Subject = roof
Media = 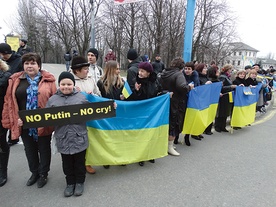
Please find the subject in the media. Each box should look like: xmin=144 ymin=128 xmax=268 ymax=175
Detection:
xmin=229 ymin=42 xmax=259 ymax=52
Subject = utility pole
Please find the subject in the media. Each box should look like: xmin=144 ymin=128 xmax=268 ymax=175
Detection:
xmin=90 ymin=0 xmax=95 ymax=48
xmin=183 ymin=0 xmax=196 ymax=63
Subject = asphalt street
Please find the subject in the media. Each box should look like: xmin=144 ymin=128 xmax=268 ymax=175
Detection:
xmin=1 ymin=64 xmax=276 ymax=207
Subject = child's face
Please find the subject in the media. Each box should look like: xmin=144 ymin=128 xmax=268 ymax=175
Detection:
xmin=59 ymin=79 xmax=74 ymax=95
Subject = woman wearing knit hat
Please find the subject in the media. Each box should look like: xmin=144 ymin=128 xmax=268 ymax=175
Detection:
xmin=46 ymin=71 xmax=89 ymax=197
xmin=127 ymin=61 xmax=158 ymax=101
xmin=126 ymin=61 xmax=159 ymax=166
xmin=70 ymin=56 xmax=101 ymax=174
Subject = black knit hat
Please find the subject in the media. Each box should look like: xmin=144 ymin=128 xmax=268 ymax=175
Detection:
xmin=58 ymin=71 xmax=75 ymax=85
xmin=71 ymin=56 xmax=90 ymax=70
xmin=0 ymin=43 xmax=12 ymax=54
xmin=127 ymin=48 xmax=138 ymax=60
xmin=87 ymin=48 xmax=99 ymax=60
xmin=20 ymin=39 xmax=27 ymax=44
xmin=138 ymin=62 xmax=153 ymax=73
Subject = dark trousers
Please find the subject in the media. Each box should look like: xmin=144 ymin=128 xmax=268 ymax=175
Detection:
xmin=61 ymin=150 xmax=86 ymax=185
xmin=215 ymin=117 xmax=227 ymax=130
xmin=205 ymin=122 xmax=213 ymax=133
xmin=21 ymin=129 xmax=51 ymax=176
xmin=0 ymin=129 xmax=9 ymax=153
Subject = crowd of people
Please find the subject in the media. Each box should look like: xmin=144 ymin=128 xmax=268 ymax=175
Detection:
xmin=0 ymin=43 xmax=274 ymax=198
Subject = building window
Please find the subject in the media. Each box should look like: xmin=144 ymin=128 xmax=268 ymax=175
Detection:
xmin=238 ymin=61 xmax=241 ymax=66
xmin=249 ymin=52 xmax=251 ymax=56
xmin=232 ymin=60 xmax=235 ymax=65
xmin=246 ymin=52 xmax=248 ymax=56
xmin=234 ymin=52 xmax=236 ymax=56
xmin=239 ymin=52 xmax=242 ymax=55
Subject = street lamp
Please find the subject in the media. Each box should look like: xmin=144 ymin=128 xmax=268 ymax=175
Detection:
xmin=90 ymin=0 xmax=95 ymax=48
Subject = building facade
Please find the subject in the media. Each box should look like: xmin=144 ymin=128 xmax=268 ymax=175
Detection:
xmin=226 ymin=42 xmax=259 ymax=70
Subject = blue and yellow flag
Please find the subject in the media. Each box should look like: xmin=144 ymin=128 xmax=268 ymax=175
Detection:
xmin=230 ymin=84 xmax=262 ymax=127
xmin=84 ymin=93 xmax=170 ymax=165
xmin=122 ymin=81 xmax=133 ymax=99
xmin=183 ymin=82 xmax=222 ymax=135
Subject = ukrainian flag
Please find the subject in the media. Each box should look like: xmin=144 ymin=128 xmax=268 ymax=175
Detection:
xmin=84 ymin=93 xmax=170 ymax=165
xmin=230 ymin=84 xmax=262 ymax=127
xmin=183 ymin=82 xmax=222 ymax=135
xmin=122 ymin=81 xmax=132 ymax=99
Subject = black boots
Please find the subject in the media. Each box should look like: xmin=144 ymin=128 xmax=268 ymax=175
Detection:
xmin=184 ymin=134 xmax=190 ymax=146
xmin=174 ymin=135 xmax=179 ymax=145
xmin=0 ymin=149 xmax=10 ymax=187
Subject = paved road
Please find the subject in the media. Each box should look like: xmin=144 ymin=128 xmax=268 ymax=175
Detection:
xmin=1 ymin=64 xmax=276 ymax=207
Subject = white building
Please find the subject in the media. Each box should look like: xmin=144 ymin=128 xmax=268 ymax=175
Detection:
xmin=227 ymin=42 xmax=259 ymax=70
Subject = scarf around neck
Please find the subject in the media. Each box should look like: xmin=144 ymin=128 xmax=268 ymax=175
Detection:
xmin=26 ymin=72 xmax=41 ymax=141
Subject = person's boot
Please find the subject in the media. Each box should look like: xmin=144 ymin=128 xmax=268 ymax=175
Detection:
xmin=0 ymin=149 xmax=10 ymax=187
xmin=174 ymin=135 xmax=179 ymax=145
xmin=168 ymin=141 xmax=180 ymax=156
xmin=184 ymin=134 xmax=191 ymax=146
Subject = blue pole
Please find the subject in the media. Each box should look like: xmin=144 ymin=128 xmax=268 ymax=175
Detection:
xmin=183 ymin=0 xmax=196 ymax=63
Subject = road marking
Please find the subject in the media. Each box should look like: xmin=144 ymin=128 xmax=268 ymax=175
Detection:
xmin=252 ymin=108 xmax=276 ymax=125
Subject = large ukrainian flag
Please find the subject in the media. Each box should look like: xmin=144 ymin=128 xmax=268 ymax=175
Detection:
xmin=230 ymin=84 xmax=262 ymax=127
xmin=183 ymin=82 xmax=222 ymax=135
xmin=84 ymin=93 xmax=170 ymax=165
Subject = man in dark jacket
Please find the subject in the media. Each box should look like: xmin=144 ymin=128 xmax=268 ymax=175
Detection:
xmin=126 ymin=48 xmax=142 ymax=91
xmin=152 ymin=54 xmax=165 ymax=74
xmin=0 ymin=43 xmax=23 ymax=145
xmin=17 ymin=39 xmax=32 ymax=56
xmin=0 ymin=43 xmax=23 ymax=74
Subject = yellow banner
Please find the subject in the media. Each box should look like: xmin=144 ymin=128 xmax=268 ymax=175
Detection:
xmin=6 ymin=36 xmax=20 ymax=51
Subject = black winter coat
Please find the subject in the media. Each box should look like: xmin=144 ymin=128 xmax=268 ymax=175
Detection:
xmin=217 ymin=73 xmax=234 ymax=118
xmin=127 ymin=72 xmax=158 ymax=101
xmin=198 ymin=73 xmax=209 ymax=85
xmin=160 ymin=68 xmax=190 ymax=134
xmin=152 ymin=60 xmax=165 ymax=74
xmin=233 ymin=77 xmax=246 ymax=86
xmin=97 ymin=78 xmax=124 ymax=100
xmin=127 ymin=57 xmax=142 ymax=91
xmin=0 ymin=70 xmax=11 ymax=134
xmin=6 ymin=52 xmax=23 ymax=74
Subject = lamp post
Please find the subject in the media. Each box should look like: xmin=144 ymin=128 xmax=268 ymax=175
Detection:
xmin=90 ymin=0 xmax=95 ymax=48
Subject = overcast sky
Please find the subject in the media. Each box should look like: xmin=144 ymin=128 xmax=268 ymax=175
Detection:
xmin=0 ymin=0 xmax=275 ymax=57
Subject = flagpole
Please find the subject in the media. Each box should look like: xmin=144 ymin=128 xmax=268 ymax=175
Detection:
xmin=183 ymin=0 xmax=196 ymax=62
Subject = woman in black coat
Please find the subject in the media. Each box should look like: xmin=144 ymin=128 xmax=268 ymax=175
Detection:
xmin=215 ymin=64 xmax=237 ymax=132
xmin=0 ymin=59 xmax=11 ymax=187
xmin=160 ymin=57 xmax=192 ymax=155
xmin=233 ymin=69 xmax=247 ymax=86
